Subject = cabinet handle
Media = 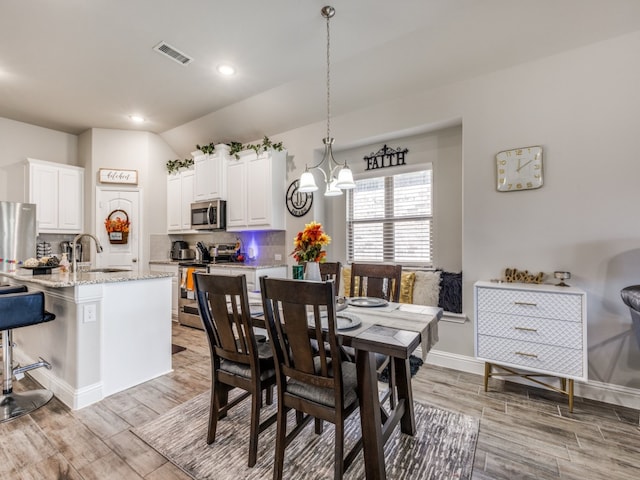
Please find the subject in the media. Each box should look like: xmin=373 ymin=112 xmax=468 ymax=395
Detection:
xmin=514 ymin=326 xmax=538 ymax=332
xmin=515 ymin=351 xmax=538 ymax=358
xmin=514 ymin=301 xmax=537 ymax=307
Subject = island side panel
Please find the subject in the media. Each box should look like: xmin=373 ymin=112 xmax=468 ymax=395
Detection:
xmin=100 ymin=276 xmax=172 ymax=397
xmin=12 ymin=283 xmax=104 ymax=409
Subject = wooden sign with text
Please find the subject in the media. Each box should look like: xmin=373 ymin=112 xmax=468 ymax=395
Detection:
xmin=99 ymin=169 xmax=138 ymax=185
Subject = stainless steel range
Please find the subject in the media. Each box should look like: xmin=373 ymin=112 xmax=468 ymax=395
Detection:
xmin=177 ymin=262 xmax=208 ymax=329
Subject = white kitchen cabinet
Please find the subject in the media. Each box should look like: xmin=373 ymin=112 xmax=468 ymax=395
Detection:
xmin=193 ymin=146 xmax=228 ymax=202
xmin=167 ymin=169 xmax=195 ymax=233
xmin=225 ymin=149 xmax=286 ymax=231
xmin=474 ymin=281 xmax=587 ymax=411
xmin=27 ymin=158 xmax=84 ymax=233
xmin=148 ymin=263 xmax=179 ymax=319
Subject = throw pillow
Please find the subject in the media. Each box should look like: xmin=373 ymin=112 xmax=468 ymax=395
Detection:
xmin=438 ymin=270 xmax=463 ymax=313
xmin=399 ymin=271 xmax=416 ymax=303
xmin=412 ymin=270 xmax=441 ymax=306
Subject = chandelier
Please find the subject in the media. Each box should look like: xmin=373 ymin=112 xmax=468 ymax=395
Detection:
xmin=298 ymin=5 xmax=355 ymax=197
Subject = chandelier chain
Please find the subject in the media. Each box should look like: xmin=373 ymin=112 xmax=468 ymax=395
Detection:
xmin=325 ymin=10 xmax=331 ymax=140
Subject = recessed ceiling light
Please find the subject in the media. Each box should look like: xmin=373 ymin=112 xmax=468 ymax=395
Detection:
xmin=217 ymin=64 xmax=236 ymax=76
xmin=129 ymin=115 xmax=145 ymax=123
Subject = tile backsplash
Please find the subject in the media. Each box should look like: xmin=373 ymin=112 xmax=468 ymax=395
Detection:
xmin=151 ymin=231 xmax=287 ymax=264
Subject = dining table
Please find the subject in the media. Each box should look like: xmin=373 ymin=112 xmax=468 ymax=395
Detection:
xmin=249 ymin=293 xmax=442 ymax=480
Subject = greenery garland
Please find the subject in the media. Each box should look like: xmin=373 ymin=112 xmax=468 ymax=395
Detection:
xmin=166 ymin=136 xmax=285 ymax=173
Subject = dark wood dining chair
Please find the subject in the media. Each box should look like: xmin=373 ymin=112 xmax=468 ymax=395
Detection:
xmin=260 ymin=276 xmax=361 ymax=480
xmin=319 ymin=261 xmax=342 ymax=293
xmin=194 ymin=273 xmax=277 ymax=467
xmin=349 ymin=262 xmax=402 ymax=302
xmin=348 ymin=263 xmax=403 ymax=407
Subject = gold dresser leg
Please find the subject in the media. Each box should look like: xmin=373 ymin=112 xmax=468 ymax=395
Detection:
xmin=568 ymin=379 xmax=574 ymax=413
xmin=484 ymin=362 xmax=491 ymax=392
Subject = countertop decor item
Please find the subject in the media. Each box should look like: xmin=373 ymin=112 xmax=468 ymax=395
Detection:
xmin=503 ymin=267 xmax=544 ymax=284
xmin=496 ymin=146 xmax=543 ymax=192
xmin=297 ymin=6 xmax=356 ymax=197
xmin=105 ymin=209 xmax=130 ymax=244
xmin=554 ymin=271 xmax=571 ymax=287
xmin=290 ymin=221 xmax=331 ymax=264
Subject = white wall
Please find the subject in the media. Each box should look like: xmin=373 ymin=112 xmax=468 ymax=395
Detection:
xmin=78 ymin=128 xmax=177 ymax=268
xmin=268 ymin=31 xmax=640 ymax=388
xmin=0 ymin=118 xmax=78 ymax=201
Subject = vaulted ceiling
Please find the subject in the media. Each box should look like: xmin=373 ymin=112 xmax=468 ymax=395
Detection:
xmin=2 ymin=1 xmax=639 ymax=146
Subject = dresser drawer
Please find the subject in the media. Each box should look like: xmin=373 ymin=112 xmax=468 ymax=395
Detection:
xmin=477 ymin=335 xmax=583 ymax=378
xmin=477 ymin=312 xmax=582 ymax=348
xmin=477 ymin=287 xmax=582 ymax=322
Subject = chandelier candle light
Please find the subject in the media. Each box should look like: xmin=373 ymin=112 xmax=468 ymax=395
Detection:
xmin=298 ymin=6 xmax=356 ymax=197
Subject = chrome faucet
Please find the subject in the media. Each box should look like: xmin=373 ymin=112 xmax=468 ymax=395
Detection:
xmin=71 ymin=233 xmax=103 ymax=273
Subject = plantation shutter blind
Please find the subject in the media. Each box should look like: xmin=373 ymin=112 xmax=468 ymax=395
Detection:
xmin=347 ymin=168 xmax=433 ymax=266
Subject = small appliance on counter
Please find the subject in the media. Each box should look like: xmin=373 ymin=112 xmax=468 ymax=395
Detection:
xmin=171 ymin=241 xmax=195 ymax=261
xmin=60 ymin=241 xmax=83 ymax=264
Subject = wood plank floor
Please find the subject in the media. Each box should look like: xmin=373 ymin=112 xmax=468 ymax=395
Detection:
xmin=1 ymin=323 xmax=639 ymax=479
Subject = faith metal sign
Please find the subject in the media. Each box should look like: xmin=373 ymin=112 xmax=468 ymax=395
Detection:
xmin=363 ymin=144 xmax=409 ymax=171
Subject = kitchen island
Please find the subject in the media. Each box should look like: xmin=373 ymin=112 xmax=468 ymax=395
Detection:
xmin=0 ymin=269 xmax=173 ymax=410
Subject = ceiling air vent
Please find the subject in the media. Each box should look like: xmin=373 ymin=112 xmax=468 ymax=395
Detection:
xmin=153 ymin=41 xmax=193 ymax=66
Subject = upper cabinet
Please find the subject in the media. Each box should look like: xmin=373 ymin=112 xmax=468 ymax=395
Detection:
xmin=167 ymin=168 xmax=195 ymax=232
xmin=193 ymin=145 xmax=229 ymax=202
xmin=225 ymin=149 xmax=287 ymax=232
xmin=26 ymin=158 xmax=84 ymax=233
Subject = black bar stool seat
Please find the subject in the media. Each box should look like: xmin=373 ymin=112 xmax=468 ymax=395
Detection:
xmin=0 ymin=285 xmax=56 ymax=422
xmin=621 ymin=285 xmax=640 ymax=348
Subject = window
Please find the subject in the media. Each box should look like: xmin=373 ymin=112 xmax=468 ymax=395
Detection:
xmin=346 ymin=167 xmax=433 ymax=266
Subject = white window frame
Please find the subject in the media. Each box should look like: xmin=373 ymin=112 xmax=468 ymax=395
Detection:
xmin=346 ymin=164 xmax=434 ymax=267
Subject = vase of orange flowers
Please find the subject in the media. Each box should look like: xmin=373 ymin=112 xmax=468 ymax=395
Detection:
xmin=291 ymin=221 xmax=331 ymax=281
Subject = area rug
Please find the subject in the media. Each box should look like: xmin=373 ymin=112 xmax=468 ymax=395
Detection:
xmin=378 ymin=354 xmax=423 ymax=383
xmin=133 ymin=391 xmax=478 ymax=480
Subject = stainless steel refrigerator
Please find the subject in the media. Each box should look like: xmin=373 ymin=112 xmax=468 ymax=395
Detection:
xmin=0 ymin=201 xmax=37 ymax=273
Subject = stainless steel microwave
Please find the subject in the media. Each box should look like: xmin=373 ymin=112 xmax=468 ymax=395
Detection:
xmin=190 ymin=200 xmax=226 ymax=230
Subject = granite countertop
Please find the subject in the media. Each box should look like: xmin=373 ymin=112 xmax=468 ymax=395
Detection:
xmin=148 ymin=260 xmax=287 ymax=270
xmin=0 ymin=269 xmax=174 ymax=288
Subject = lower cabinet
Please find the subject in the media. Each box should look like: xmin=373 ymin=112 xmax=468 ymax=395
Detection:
xmin=148 ymin=263 xmax=179 ymax=319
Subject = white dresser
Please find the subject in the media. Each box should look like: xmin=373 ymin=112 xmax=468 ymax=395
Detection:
xmin=474 ymin=281 xmax=587 ymax=411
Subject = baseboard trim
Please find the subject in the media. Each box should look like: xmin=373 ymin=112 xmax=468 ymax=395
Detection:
xmin=14 ymin=350 xmax=103 ymax=410
xmin=423 ymin=349 xmax=640 ymax=411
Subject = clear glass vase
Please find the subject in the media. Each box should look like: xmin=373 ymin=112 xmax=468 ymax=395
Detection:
xmin=304 ymin=261 xmax=322 ymax=281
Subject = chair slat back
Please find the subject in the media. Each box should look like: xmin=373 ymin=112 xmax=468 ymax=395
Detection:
xmin=350 ymin=263 xmax=402 ymax=302
xmin=260 ymin=277 xmax=340 ymax=393
xmin=319 ymin=261 xmax=342 ymax=293
xmin=194 ymin=273 xmax=258 ymax=366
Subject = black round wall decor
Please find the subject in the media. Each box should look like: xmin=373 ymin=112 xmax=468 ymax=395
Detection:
xmin=286 ymin=179 xmax=313 ymax=217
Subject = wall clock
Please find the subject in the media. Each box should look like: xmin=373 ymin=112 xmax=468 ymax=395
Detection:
xmin=286 ymin=179 xmax=313 ymax=217
xmin=496 ymin=146 xmax=543 ymax=192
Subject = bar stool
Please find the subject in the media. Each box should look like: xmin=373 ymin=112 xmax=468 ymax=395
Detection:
xmin=0 ymin=285 xmax=56 ymax=422
xmin=621 ymin=285 xmax=640 ymax=348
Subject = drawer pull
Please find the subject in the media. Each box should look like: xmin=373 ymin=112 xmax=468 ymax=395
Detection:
xmin=515 ymin=351 xmax=538 ymax=358
xmin=514 ymin=301 xmax=537 ymax=307
xmin=514 ymin=326 xmax=538 ymax=332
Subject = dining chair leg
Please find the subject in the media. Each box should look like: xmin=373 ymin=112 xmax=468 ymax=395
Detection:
xmin=266 ymin=384 xmax=274 ymax=405
xmin=248 ymin=387 xmax=261 ymax=467
xmin=314 ymin=417 xmax=324 ymax=434
xmin=273 ymin=403 xmax=288 ymax=480
xmin=208 ymin=386 xmax=223 ymax=444
xmin=334 ymin=420 xmax=345 ymax=480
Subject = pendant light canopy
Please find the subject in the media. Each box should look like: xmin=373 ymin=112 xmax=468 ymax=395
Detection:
xmin=297 ymin=6 xmax=355 ymax=196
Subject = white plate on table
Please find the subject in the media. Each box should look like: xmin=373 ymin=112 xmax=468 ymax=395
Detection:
xmin=348 ymin=297 xmax=389 ymax=308
xmin=308 ymin=312 xmax=362 ymax=331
